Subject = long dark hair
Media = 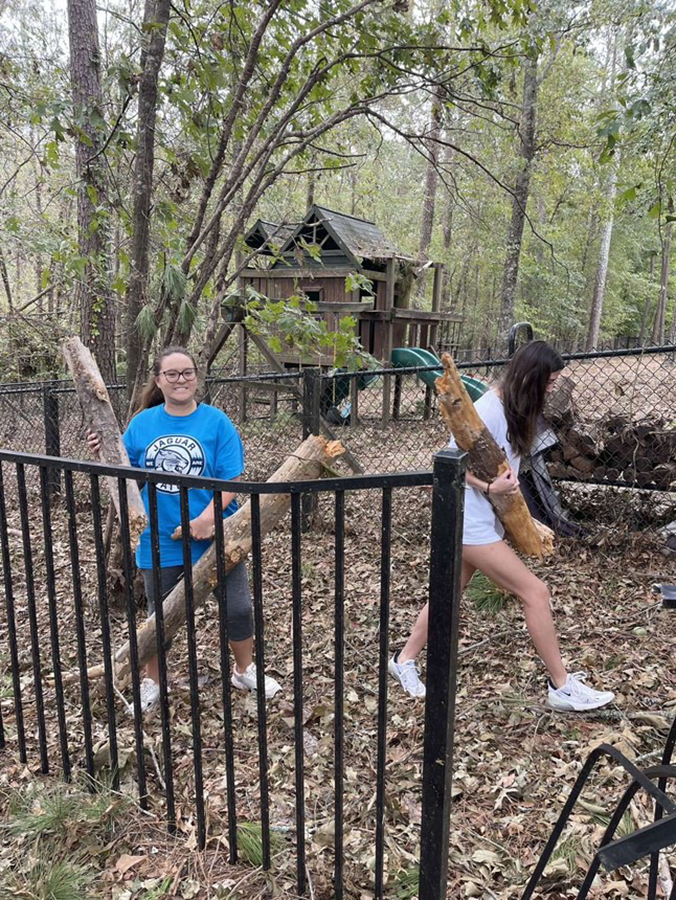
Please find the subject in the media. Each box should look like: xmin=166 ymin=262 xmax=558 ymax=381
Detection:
xmin=136 ymin=345 xmax=198 ymax=412
xmin=500 ymin=341 xmax=564 ymax=456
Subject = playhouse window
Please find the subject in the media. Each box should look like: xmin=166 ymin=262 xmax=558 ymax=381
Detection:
xmin=302 ymin=287 xmax=324 ymax=303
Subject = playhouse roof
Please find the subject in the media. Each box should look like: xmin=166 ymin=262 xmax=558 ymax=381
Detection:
xmin=243 ymin=205 xmax=401 ymax=269
xmin=300 ymin=205 xmax=401 ymax=262
xmin=243 ymin=219 xmax=299 ymax=254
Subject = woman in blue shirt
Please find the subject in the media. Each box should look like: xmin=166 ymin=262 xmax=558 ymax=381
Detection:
xmin=90 ymin=346 xmax=280 ymax=712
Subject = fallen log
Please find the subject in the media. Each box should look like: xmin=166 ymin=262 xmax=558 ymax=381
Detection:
xmin=435 ymin=353 xmax=554 ymax=558
xmin=62 ymin=434 xmax=344 ymax=684
xmin=62 ymin=337 xmax=147 ymax=542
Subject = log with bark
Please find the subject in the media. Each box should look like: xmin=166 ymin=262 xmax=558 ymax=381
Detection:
xmin=60 ymin=433 xmax=344 ymax=684
xmin=62 ymin=337 xmax=147 ymax=541
xmin=435 ymin=353 xmax=554 ymax=557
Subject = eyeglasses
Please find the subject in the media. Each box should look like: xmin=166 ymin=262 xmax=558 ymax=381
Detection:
xmin=160 ymin=368 xmax=197 ymax=382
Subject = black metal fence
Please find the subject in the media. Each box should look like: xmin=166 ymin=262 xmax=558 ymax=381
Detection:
xmin=0 ymin=446 xmax=465 ymax=899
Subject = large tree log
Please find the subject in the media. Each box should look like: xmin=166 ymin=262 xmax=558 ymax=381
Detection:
xmin=435 ymin=353 xmax=553 ymax=558
xmin=63 ymin=434 xmax=344 ymax=684
xmin=62 ymin=337 xmax=147 ymax=541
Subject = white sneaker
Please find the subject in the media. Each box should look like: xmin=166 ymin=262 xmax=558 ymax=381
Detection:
xmin=388 ymin=653 xmax=426 ymax=698
xmin=231 ymin=663 xmax=282 ymax=700
xmin=127 ymin=677 xmax=161 ymax=717
xmin=547 ymin=672 xmax=615 ymax=712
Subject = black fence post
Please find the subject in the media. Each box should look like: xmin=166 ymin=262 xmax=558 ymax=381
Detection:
xmin=418 ymin=448 xmax=466 ymax=900
xmin=301 ymin=368 xmax=321 ymax=531
xmin=302 ymin=367 xmax=322 ymax=439
xmin=43 ymin=384 xmax=61 ymax=497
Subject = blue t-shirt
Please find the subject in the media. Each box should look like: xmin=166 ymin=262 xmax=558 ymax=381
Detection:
xmin=123 ymin=403 xmax=244 ymax=569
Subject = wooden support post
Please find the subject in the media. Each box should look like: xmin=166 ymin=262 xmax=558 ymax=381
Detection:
xmin=302 ymin=369 xmax=322 ymax=530
xmin=382 ymin=258 xmax=396 ymax=424
xmin=270 ymin=376 xmax=278 ymax=419
xmin=350 ymin=375 xmax=360 ymax=426
xmin=431 ymin=263 xmax=443 ymax=312
xmin=393 ymin=374 xmax=403 ymax=421
xmin=423 ymin=384 xmax=434 ymax=421
xmin=239 ymin=324 xmax=248 ymax=423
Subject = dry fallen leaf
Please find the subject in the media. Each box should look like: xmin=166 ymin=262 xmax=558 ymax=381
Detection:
xmin=115 ymin=853 xmax=146 ymax=876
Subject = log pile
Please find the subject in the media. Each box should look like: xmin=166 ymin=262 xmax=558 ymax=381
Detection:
xmin=544 ymin=375 xmax=676 ymax=490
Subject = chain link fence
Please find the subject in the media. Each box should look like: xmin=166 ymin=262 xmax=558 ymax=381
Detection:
xmin=2 ymin=346 xmax=676 ymax=543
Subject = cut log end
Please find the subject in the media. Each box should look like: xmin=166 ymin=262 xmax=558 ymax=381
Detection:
xmin=324 ymin=440 xmax=345 ymax=459
xmin=533 ymin=520 xmax=555 ymax=556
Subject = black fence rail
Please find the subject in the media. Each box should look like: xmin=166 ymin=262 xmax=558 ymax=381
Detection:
xmin=0 ymin=447 xmax=466 ymax=899
xmin=522 ymin=715 xmax=676 ymax=899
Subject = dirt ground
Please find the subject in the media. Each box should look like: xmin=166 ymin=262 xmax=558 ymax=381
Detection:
xmin=0 ymin=462 xmax=675 ymax=899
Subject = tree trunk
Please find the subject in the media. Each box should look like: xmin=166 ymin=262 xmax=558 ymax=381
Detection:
xmin=125 ymin=0 xmax=172 ymax=401
xmin=435 ymin=353 xmax=553 ymax=557
xmin=417 ymin=88 xmax=442 ymax=302
xmin=662 ymin=203 xmax=674 ymax=343
xmin=585 ymin=161 xmax=618 ymax=351
xmin=638 ymin=251 xmax=657 ymax=345
xmin=62 ymin=337 xmax=147 ymax=541
xmin=440 ymin=143 xmax=454 ymax=310
xmin=497 ymin=54 xmax=539 ymax=348
xmin=64 ymin=434 xmax=344 ymax=683
xmin=66 ymin=0 xmax=116 ymax=383
xmin=585 ymin=28 xmax=619 ymax=352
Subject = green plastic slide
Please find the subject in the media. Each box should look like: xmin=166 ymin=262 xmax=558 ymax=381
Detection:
xmin=391 ymin=347 xmax=488 ymax=402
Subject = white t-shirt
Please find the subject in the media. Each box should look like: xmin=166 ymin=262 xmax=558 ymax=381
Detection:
xmin=448 ymin=390 xmax=521 ymax=545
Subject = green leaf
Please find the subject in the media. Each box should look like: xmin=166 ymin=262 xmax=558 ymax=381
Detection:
xmin=163 ymin=263 xmax=187 ymax=301
xmin=135 ymin=305 xmax=157 ymax=341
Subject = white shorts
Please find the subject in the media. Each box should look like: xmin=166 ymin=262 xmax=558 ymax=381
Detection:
xmin=461 ymin=486 xmax=506 ymax=546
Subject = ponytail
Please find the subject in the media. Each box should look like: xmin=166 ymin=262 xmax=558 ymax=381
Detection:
xmin=135 ymin=345 xmax=198 ymax=414
xmin=136 ymin=380 xmax=164 ymax=412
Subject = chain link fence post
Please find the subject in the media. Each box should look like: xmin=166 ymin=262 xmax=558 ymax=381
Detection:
xmin=418 ymin=447 xmax=466 ymax=900
xmin=43 ymin=383 xmax=61 ymax=498
xmin=301 ymin=368 xmax=321 ymax=530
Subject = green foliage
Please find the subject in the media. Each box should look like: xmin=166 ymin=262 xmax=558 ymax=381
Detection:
xmin=0 ymin=781 xmax=130 ymax=900
xmin=467 ymin=572 xmax=510 ymax=615
xmin=243 ymin=289 xmax=377 ymax=370
xmin=236 ymin=822 xmax=287 ymax=868
xmin=0 ymin=858 xmax=95 ymax=900
xmin=392 ymin=865 xmax=420 ymax=899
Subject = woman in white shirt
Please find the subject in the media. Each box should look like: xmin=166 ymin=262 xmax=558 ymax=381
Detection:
xmin=389 ymin=341 xmax=615 ymax=712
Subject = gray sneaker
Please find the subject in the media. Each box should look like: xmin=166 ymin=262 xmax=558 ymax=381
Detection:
xmin=388 ymin=653 xmax=426 ymax=698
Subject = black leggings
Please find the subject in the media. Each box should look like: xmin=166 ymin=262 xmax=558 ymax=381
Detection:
xmin=141 ymin=562 xmax=254 ymax=643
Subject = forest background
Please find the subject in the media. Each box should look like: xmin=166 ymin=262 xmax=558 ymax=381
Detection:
xmin=0 ymin=0 xmax=673 ymax=390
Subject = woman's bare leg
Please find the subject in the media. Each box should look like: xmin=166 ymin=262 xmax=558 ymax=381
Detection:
xmin=463 ymin=541 xmax=567 ymax=687
xmin=146 ymin=656 xmax=160 ymax=684
xmin=231 ymin=637 xmax=254 ymax=674
xmin=398 ymin=560 xmax=477 ymax=663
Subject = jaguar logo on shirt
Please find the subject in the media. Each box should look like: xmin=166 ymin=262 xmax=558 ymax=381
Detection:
xmin=144 ymin=435 xmax=206 ymax=493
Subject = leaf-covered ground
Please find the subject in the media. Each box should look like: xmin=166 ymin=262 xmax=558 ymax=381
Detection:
xmin=0 ymin=471 xmax=675 ymax=899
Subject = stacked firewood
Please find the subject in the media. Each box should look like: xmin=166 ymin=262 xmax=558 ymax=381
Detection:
xmin=544 ymin=375 xmax=676 ymax=490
